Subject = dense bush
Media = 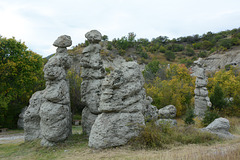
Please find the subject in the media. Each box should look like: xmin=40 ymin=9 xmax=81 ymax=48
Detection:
xmin=129 ymin=121 xmax=219 ymax=149
xmin=202 ymin=109 xmax=220 ymax=127
xmin=184 ymin=107 xmax=196 ymax=125
xmin=164 ymin=50 xmax=175 ymax=61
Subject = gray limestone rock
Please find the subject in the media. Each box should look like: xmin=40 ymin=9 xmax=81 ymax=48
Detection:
xmin=80 ymin=30 xmax=106 ymax=135
xmin=17 ymin=106 xmax=27 ymax=129
xmin=155 ymin=119 xmax=177 ymax=126
xmin=85 ymin=30 xmax=102 ymax=43
xmin=195 ymin=77 xmax=208 ymax=87
xmin=89 ymin=61 xmax=146 ymax=149
xmin=24 ymin=35 xmax=72 ymax=146
xmin=201 ymin=118 xmax=234 ymax=139
xmin=53 ymin=35 xmax=72 ymax=48
xmin=144 ymin=96 xmax=158 ymax=122
xmin=81 ymin=107 xmax=98 ymax=136
xmin=194 ymin=87 xmax=209 ymax=97
xmin=40 ymin=102 xmax=71 ymax=146
xmin=192 ymin=58 xmax=211 ymax=117
xmin=89 ymin=112 xmax=145 ymax=149
xmin=39 ymin=36 xmax=72 ymax=146
xmin=158 ymin=105 xmax=177 ymax=119
xmin=194 ymin=96 xmax=211 ymax=117
xmin=43 ymin=79 xmax=70 ymax=104
xmin=24 ymin=91 xmax=45 ymax=141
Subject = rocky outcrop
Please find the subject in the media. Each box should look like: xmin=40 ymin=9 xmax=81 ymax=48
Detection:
xmin=24 ymin=35 xmax=72 ymax=146
xmin=201 ymin=118 xmax=234 ymax=139
xmin=202 ymin=49 xmax=240 ymax=72
xmin=158 ymin=105 xmax=177 ymax=119
xmin=192 ymin=58 xmax=211 ymax=117
xmin=80 ymin=30 xmax=106 ymax=135
xmin=144 ymin=96 xmax=158 ymax=122
xmin=89 ymin=61 xmax=146 ymax=149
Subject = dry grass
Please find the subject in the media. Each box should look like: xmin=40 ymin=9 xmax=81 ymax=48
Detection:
xmin=60 ymin=139 xmax=240 ymax=160
xmin=228 ymin=116 xmax=240 ymax=135
xmin=0 ymin=117 xmax=240 ymax=160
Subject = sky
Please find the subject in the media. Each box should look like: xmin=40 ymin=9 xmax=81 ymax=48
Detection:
xmin=0 ymin=0 xmax=240 ymax=57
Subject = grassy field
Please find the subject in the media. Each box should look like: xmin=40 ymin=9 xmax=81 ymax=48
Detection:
xmin=0 ymin=119 xmax=240 ymax=160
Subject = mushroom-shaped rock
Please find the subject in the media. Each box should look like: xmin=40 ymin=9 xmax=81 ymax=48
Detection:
xmin=53 ymin=35 xmax=72 ymax=48
xmin=85 ymin=30 xmax=102 ymax=43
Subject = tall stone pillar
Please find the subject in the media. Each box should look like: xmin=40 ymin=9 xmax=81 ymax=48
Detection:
xmin=192 ymin=58 xmax=212 ymax=117
xmin=80 ymin=30 xmax=106 ymax=135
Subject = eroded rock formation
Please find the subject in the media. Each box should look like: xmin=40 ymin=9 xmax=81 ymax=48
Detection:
xmin=192 ymin=58 xmax=211 ymax=117
xmin=40 ymin=35 xmax=72 ymax=146
xmin=24 ymin=35 xmax=72 ymax=146
xmin=80 ymin=30 xmax=106 ymax=135
xmin=88 ymin=61 xmax=146 ymax=149
xmin=201 ymin=117 xmax=234 ymax=139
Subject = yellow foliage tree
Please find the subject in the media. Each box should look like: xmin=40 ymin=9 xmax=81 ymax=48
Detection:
xmin=207 ymin=67 xmax=240 ymax=116
xmin=145 ymin=64 xmax=195 ymax=116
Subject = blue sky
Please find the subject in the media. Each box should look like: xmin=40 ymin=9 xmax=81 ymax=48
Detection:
xmin=1 ymin=0 xmax=240 ymax=57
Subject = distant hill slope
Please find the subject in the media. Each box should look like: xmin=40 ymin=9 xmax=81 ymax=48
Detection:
xmin=202 ymin=46 xmax=240 ymax=72
xmin=68 ymin=27 xmax=240 ymax=71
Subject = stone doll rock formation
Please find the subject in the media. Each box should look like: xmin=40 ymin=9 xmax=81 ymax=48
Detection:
xmin=192 ymin=58 xmax=212 ymax=117
xmin=80 ymin=30 xmax=106 ymax=136
xmin=40 ymin=35 xmax=72 ymax=146
xmin=24 ymin=35 xmax=72 ymax=146
xmin=88 ymin=61 xmax=146 ymax=149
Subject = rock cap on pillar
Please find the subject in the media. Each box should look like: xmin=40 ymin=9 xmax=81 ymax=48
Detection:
xmin=53 ymin=35 xmax=72 ymax=48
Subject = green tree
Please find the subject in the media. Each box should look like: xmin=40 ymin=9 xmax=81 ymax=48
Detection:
xmin=102 ymin=35 xmax=108 ymax=41
xmin=0 ymin=36 xmax=45 ymax=128
xmin=67 ymin=68 xmax=84 ymax=116
xmin=143 ymin=60 xmax=160 ymax=81
xmin=210 ymin=83 xmax=226 ymax=110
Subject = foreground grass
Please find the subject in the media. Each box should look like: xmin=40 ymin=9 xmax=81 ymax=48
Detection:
xmin=1 ymin=137 xmax=239 ymax=160
xmin=0 ymin=118 xmax=239 ymax=160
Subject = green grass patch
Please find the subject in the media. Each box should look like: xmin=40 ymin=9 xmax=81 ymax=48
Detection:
xmin=0 ymin=127 xmax=88 ymax=160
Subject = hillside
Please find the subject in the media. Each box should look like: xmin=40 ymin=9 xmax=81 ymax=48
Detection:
xmin=68 ymin=27 xmax=240 ymax=70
